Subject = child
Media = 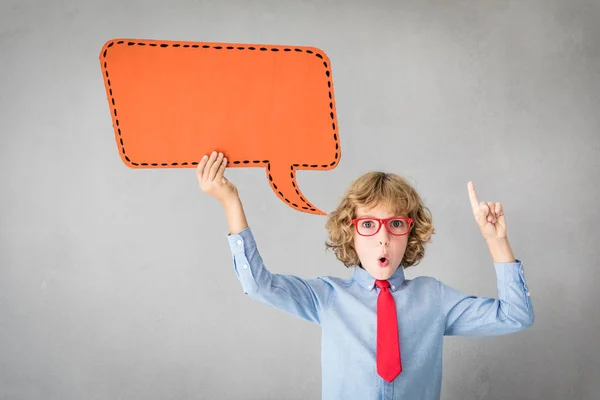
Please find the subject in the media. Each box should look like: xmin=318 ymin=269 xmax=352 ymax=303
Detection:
xmin=197 ymin=151 xmax=534 ymax=400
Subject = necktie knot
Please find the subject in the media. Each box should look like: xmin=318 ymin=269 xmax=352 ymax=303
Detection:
xmin=375 ymin=280 xmax=390 ymax=289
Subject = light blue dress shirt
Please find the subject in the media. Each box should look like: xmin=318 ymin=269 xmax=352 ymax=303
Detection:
xmin=227 ymin=226 xmax=534 ymax=400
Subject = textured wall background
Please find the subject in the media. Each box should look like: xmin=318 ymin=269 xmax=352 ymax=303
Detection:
xmin=1 ymin=0 xmax=598 ymax=399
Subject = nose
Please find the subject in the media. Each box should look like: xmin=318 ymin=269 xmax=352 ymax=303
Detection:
xmin=377 ymin=224 xmax=391 ymax=245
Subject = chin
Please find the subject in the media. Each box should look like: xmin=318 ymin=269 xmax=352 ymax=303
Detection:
xmin=369 ymin=265 xmax=397 ymax=279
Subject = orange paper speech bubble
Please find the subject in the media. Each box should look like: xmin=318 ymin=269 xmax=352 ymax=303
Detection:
xmin=99 ymin=38 xmax=341 ymax=215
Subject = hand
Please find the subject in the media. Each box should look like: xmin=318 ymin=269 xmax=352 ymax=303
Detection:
xmin=467 ymin=181 xmax=507 ymax=240
xmin=196 ymin=151 xmax=238 ymax=204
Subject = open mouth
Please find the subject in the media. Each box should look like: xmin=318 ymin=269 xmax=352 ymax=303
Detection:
xmin=377 ymin=257 xmax=389 ymax=268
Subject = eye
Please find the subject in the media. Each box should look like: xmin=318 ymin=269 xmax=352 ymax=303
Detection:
xmin=390 ymin=219 xmax=404 ymax=227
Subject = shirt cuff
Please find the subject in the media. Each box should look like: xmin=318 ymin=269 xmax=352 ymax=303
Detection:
xmin=494 ymin=259 xmax=525 ymax=283
xmin=226 ymin=226 xmax=256 ymax=255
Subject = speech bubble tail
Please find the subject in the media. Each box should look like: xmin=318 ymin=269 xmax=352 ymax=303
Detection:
xmin=266 ymin=163 xmax=327 ymax=216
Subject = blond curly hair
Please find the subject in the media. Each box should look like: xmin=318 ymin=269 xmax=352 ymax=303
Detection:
xmin=325 ymin=171 xmax=435 ymax=269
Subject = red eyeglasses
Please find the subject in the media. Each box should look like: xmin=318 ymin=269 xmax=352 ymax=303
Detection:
xmin=351 ymin=217 xmax=413 ymax=236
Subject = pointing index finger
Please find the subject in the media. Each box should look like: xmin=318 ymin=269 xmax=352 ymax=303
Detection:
xmin=467 ymin=181 xmax=479 ymax=210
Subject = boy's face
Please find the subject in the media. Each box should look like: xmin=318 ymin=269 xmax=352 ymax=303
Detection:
xmin=353 ymin=204 xmax=409 ymax=280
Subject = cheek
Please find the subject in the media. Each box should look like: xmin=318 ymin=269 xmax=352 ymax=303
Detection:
xmin=398 ymin=238 xmax=408 ymax=254
xmin=392 ymin=237 xmax=408 ymax=254
xmin=395 ymin=235 xmax=408 ymax=246
xmin=353 ymin=236 xmax=369 ymax=256
xmin=353 ymin=236 xmax=362 ymax=254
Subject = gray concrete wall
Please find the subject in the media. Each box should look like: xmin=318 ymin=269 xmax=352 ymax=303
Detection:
xmin=1 ymin=0 xmax=598 ymax=398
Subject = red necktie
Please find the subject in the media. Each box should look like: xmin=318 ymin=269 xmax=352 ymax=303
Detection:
xmin=375 ymin=279 xmax=402 ymax=382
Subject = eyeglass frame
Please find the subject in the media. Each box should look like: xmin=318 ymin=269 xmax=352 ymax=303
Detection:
xmin=350 ymin=216 xmax=414 ymax=237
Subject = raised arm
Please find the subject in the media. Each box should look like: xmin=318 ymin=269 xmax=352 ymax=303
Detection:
xmin=440 ymin=182 xmax=535 ymax=335
xmin=197 ymin=151 xmax=333 ymax=324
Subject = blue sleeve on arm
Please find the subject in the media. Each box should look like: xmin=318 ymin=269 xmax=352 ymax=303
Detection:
xmin=439 ymin=259 xmax=535 ymax=336
xmin=226 ymin=226 xmax=334 ymax=325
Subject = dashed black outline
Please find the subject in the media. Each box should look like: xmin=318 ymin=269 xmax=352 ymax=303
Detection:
xmin=101 ymin=39 xmax=340 ymax=213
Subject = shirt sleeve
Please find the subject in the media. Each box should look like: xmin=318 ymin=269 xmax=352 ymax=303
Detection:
xmin=226 ymin=226 xmax=334 ymax=325
xmin=438 ymin=259 xmax=534 ymax=336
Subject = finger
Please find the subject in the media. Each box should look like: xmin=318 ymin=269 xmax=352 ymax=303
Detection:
xmin=487 ymin=201 xmax=495 ymax=222
xmin=203 ymin=151 xmax=217 ymax=182
xmin=208 ymin=152 xmax=223 ymax=181
xmin=468 ymin=181 xmax=479 ymax=211
xmin=196 ymin=155 xmax=208 ymax=180
xmin=496 ymin=202 xmax=505 ymax=224
xmin=479 ymin=201 xmax=489 ymax=218
xmin=216 ymin=155 xmax=228 ymax=180
xmin=474 ymin=201 xmax=488 ymax=226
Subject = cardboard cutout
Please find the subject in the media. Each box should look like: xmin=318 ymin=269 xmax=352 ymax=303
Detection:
xmin=99 ymin=38 xmax=340 ymax=215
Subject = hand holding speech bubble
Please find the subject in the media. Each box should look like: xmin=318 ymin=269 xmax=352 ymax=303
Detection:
xmin=99 ymin=38 xmax=341 ymax=215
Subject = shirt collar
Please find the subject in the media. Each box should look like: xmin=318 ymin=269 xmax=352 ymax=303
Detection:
xmin=352 ymin=263 xmax=406 ymax=292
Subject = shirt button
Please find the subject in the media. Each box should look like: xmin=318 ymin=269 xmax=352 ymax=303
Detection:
xmin=237 ymin=240 xmax=242 ymax=246
xmin=368 ymin=284 xmax=373 ymax=289
xmin=526 ymin=291 xmax=531 ymax=296
xmin=391 ymin=285 xmax=396 ymax=290
xmin=243 ymin=264 xmax=248 ymax=269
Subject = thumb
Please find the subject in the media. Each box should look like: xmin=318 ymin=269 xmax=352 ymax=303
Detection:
xmin=474 ymin=203 xmax=488 ymax=226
